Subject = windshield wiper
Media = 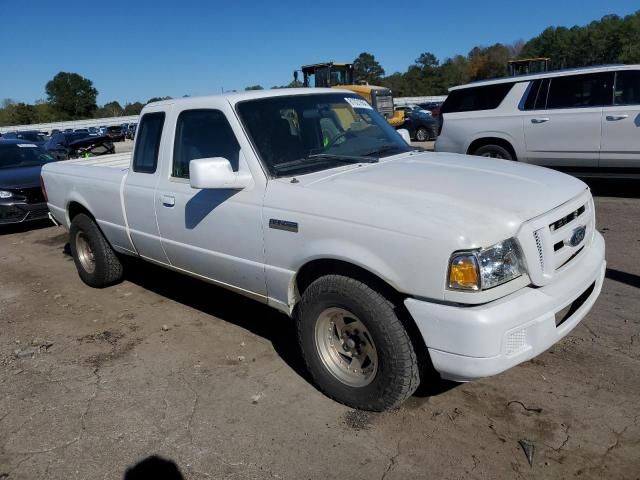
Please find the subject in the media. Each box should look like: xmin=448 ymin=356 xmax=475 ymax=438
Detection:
xmin=307 ymin=153 xmax=378 ymax=163
xmin=361 ymin=144 xmax=407 ymax=158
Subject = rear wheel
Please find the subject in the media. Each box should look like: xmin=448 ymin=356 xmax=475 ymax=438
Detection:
xmin=297 ymin=275 xmax=420 ymax=411
xmin=69 ymin=213 xmax=123 ymax=288
xmin=472 ymin=144 xmax=513 ymax=160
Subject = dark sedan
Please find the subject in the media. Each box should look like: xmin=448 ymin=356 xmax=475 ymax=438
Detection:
xmin=1 ymin=130 xmax=49 ymax=146
xmin=0 ymin=139 xmax=57 ymax=225
xmin=44 ymin=132 xmax=115 ymax=160
xmin=105 ymin=125 xmax=125 ymax=142
xmin=400 ymin=110 xmax=439 ymax=141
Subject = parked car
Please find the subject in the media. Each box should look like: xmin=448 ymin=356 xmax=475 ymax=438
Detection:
xmin=42 ymin=89 xmax=605 ymax=411
xmin=125 ymin=123 xmax=137 ymax=140
xmin=44 ymin=132 xmax=115 ymax=160
xmin=400 ymin=110 xmax=439 ymax=141
xmin=105 ymin=125 xmax=125 ymax=142
xmin=0 ymin=139 xmax=56 ymax=225
xmin=1 ymin=130 xmax=48 ymax=146
xmin=435 ymin=65 xmax=640 ymax=175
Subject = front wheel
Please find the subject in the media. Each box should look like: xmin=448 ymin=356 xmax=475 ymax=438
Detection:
xmin=69 ymin=213 xmax=123 ymax=288
xmin=415 ymin=127 xmax=429 ymax=142
xmin=297 ymin=275 xmax=420 ymax=411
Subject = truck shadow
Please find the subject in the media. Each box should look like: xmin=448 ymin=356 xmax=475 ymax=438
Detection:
xmin=0 ymin=219 xmax=55 ymax=236
xmin=120 ymin=256 xmax=313 ymax=384
xmin=120 ymin=256 xmax=457 ymax=401
xmin=582 ymin=178 xmax=640 ymax=198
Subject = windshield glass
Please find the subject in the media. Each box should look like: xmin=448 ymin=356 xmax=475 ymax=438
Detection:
xmin=0 ymin=144 xmax=56 ymax=169
xmin=237 ymin=93 xmax=411 ymax=177
xmin=17 ymin=132 xmax=46 ymax=142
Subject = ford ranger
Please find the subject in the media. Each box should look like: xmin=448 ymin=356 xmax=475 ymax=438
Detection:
xmin=41 ymin=89 xmax=606 ymax=411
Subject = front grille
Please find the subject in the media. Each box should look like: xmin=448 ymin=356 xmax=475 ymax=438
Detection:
xmin=27 ymin=207 xmax=50 ymax=220
xmin=520 ymin=194 xmax=595 ymax=286
xmin=550 ymin=205 xmax=586 ymax=232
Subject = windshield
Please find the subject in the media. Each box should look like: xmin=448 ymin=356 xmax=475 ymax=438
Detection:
xmin=237 ymin=93 xmax=411 ymax=177
xmin=0 ymin=144 xmax=56 ymax=169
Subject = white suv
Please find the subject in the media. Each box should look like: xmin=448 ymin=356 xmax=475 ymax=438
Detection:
xmin=435 ymin=65 xmax=640 ymax=176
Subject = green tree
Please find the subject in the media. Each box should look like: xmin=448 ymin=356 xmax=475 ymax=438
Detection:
xmin=45 ymin=72 xmax=98 ymax=120
xmin=245 ymin=85 xmax=264 ymax=90
xmin=353 ymin=52 xmax=385 ymax=84
xmin=123 ymin=102 xmax=144 ymax=115
xmin=147 ymin=96 xmax=172 ymax=104
xmin=103 ymin=101 xmax=124 ymax=117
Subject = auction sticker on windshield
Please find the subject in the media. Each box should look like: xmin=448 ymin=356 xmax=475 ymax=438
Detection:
xmin=17 ymin=144 xmax=38 ymax=148
xmin=345 ymin=97 xmax=373 ymax=110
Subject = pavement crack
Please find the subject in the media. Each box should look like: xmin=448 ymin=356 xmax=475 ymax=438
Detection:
xmin=507 ymin=400 xmax=543 ymax=414
xmin=381 ymin=439 xmax=401 ymax=480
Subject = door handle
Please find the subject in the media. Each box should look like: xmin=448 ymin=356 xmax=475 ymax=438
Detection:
xmin=606 ymin=114 xmax=629 ymax=121
xmin=531 ymin=118 xmax=550 ymax=124
xmin=161 ymin=195 xmax=175 ymax=207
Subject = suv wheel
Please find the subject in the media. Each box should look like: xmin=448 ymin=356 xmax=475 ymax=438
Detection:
xmin=297 ymin=275 xmax=420 ymax=411
xmin=472 ymin=144 xmax=513 ymax=160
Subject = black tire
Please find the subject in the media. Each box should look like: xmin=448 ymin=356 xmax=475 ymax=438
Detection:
xmin=297 ymin=275 xmax=420 ymax=411
xmin=69 ymin=213 xmax=123 ymax=288
xmin=415 ymin=127 xmax=429 ymax=142
xmin=472 ymin=144 xmax=514 ymax=160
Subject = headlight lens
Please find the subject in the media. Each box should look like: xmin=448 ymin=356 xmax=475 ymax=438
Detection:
xmin=448 ymin=238 xmax=525 ymax=291
xmin=0 ymin=190 xmax=13 ymax=199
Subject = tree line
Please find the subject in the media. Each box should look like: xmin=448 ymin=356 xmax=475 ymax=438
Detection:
xmin=3 ymin=10 xmax=639 ymax=127
xmin=361 ymin=11 xmax=640 ymax=96
xmin=0 ymin=72 xmax=163 ymax=127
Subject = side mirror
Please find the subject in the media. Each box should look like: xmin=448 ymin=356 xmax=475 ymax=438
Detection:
xmin=189 ymin=157 xmax=252 ymax=190
xmin=397 ymin=129 xmax=411 ymax=145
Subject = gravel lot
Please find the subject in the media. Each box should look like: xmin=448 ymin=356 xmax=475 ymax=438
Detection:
xmin=0 ymin=168 xmax=638 ymax=478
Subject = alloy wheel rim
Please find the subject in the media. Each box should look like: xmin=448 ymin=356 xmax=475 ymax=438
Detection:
xmin=314 ymin=307 xmax=378 ymax=387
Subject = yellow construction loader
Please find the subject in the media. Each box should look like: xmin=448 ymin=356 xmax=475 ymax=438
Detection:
xmin=296 ymin=62 xmax=405 ymax=127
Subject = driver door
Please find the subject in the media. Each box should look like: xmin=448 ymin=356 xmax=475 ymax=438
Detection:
xmin=154 ymin=103 xmax=267 ymax=297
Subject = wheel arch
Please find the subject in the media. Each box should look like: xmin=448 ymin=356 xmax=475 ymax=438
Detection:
xmin=291 ymin=257 xmax=434 ymax=383
xmin=466 ymin=136 xmax=518 ymax=160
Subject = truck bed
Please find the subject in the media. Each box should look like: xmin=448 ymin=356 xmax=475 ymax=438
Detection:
xmin=43 ymin=152 xmax=135 ymax=254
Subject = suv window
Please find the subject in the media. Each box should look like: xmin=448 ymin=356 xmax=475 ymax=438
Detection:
xmin=522 ymin=79 xmax=550 ymax=110
xmin=441 ymin=83 xmax=515 ymax=114
xmin=614 ymin=70 xmax=640 ymax=106
xmin=547 ymin=72 xmax=613 ymax=109
xmin=132 ymin=112 xmax=165 ymax=174
xmin=172 ymin=109 xmax=240 ymax=178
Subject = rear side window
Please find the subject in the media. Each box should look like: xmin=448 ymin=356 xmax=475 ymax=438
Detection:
xmin=172 ymin=109 xmax=240 ymax=179
xmin=614 ymin=70 xmax=640 ymax=106
xmin=132 ymin=112 xmax=165 ymax=174
xmin=547 ymin=72 xmax=613 ymax=109
xmin=522 ymin=79 xmax=550 ymax=110
xmin=442 ymin=83 xmax=515 ymax=114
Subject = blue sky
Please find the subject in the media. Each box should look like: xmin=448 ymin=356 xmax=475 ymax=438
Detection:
xmin=0 ymin=0 xmax=637 ymax=105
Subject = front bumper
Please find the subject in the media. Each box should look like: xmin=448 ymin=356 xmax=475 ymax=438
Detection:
xmin=0 ymin=201 xmax=50 ymax=225
xmin=405 ymin=232 xmax=606 ymax=381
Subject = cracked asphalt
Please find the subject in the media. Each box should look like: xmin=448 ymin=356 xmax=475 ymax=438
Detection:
xmin=0 ymin=178 xmax=639 ymax=479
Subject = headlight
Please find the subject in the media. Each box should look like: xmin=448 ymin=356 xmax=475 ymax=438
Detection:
xmin=448 ymin=238 xmax=525 ymax=291
xmin=0 ymin=190 xmax=13 ymax=199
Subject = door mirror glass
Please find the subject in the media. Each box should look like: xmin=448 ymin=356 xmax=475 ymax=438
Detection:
xmin=189 ymin=157 xmax=251 ymax=190
xmin=397 ymin=128 xmax=411 ymax=144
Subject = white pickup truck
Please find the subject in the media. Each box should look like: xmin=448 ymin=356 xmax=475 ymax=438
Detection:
xmin=42 ymin=89 xmax=606 ymax=411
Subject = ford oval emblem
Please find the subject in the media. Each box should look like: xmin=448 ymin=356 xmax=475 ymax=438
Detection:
xmin=568 ymin=225 xmax=586 ymax=247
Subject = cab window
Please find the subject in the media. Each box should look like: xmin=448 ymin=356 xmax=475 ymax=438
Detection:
xmin=614 ymin=71 xmax=640 ymax=106
xmin=172 ymin=109 xmax=240 ymax=179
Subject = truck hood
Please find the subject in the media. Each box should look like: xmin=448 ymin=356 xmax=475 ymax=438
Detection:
xmin=292 ymin=151 xmax=588 ymax=248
